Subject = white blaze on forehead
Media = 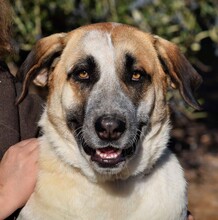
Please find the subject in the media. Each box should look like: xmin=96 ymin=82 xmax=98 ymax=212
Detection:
xmin=82 ymin=30 xmax=117 ymax=83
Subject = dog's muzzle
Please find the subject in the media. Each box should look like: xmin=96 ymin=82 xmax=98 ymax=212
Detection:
xmin=81 ymin=115 xmax=138 ymax=169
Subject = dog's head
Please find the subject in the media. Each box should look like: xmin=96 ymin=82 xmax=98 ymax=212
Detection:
xmin=17 ymin=23 xmax=202 ymax=181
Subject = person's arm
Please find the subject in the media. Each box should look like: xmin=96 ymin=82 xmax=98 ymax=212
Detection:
xmin=0 ymin=139 xmax=39 ymax=219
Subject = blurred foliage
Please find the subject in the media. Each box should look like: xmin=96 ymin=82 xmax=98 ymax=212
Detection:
xmin=9 ymin=0 xmax=218 ymax=123
xmin=10 ymin=0 xmax=218 ymax=58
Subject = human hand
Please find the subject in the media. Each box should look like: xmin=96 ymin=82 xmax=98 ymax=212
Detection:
xmin=0 ymin=139 xmax=39 ymax=219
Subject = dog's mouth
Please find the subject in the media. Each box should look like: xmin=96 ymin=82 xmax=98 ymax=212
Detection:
xmin=83 ymin=144 xmax=136 ymax=168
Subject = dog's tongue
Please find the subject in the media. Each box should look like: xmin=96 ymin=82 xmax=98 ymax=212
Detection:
xmin=99 ymin=147 xmax=118 ymax=154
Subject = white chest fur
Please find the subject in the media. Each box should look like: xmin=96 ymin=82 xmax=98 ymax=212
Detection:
xmin=18 ymin=141 xmax=187 ymax=220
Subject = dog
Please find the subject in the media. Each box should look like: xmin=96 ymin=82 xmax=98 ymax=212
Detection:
xmin=17 ymin=22 xmax=202 ymax=220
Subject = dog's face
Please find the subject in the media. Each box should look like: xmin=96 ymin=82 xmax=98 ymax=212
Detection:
xmin=18 ymin=23 xmax=202 ymax=181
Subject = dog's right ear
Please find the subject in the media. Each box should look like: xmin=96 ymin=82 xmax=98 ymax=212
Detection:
xmin=154 ymin=36 xmax=202 ymax=110
xmin=16 ymin=33 xmax=67 ymax=104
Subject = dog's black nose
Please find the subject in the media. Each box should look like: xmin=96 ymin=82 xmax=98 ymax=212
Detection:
xmin=95 ymin=115 xmax=126 ymax=141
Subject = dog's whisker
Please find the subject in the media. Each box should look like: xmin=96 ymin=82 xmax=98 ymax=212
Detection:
xmin=73 ymin=126 xmax=82 ymax=136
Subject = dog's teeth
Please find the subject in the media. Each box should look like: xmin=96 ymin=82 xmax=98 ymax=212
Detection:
xmin=111 ymin=153 xmax=118 ymax=159
xmin=96 ymin=150 xmax=101 ymax=156
xmin=96 ymin=149 xmax=122 ymax=159
xmin=100 ymin=153 xmax=106 ymax=159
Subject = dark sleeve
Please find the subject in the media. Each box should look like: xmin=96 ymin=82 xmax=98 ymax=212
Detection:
xmin=0 ymin=61 xmax=43 ymax=160
xmin=0 ymin=62 xmax=20 ymax=159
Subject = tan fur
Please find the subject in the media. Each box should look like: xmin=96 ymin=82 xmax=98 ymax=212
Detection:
xmin=17 ymin=23 xmax=202 ymax=220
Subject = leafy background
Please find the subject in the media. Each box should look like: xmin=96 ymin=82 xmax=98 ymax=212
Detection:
xmin=9 ymin=0 xmax=218 ymax=219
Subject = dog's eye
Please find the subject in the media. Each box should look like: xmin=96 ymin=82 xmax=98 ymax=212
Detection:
xmin=130 ymin=69 xmax=151 ymax=83
xmin=132 ymin=72 xmax=141 ymax=81
xmin=78 ymin=71 xmax=90 ymax=80
xmin=131 ymin=71 xmax=142 ymax=81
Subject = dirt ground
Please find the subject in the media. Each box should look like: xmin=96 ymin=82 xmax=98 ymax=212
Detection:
xmin=174 ymin=123 xmax=218 ymax=220
xmin=185 ymin=153 xmax=218 ymax=220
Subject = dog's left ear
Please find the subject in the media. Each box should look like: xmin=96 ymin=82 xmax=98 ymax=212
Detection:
xmin=154 ymin=36 xmax=202 ymax=110
xmin=16 ymin=33 xmax=67 ymax=104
